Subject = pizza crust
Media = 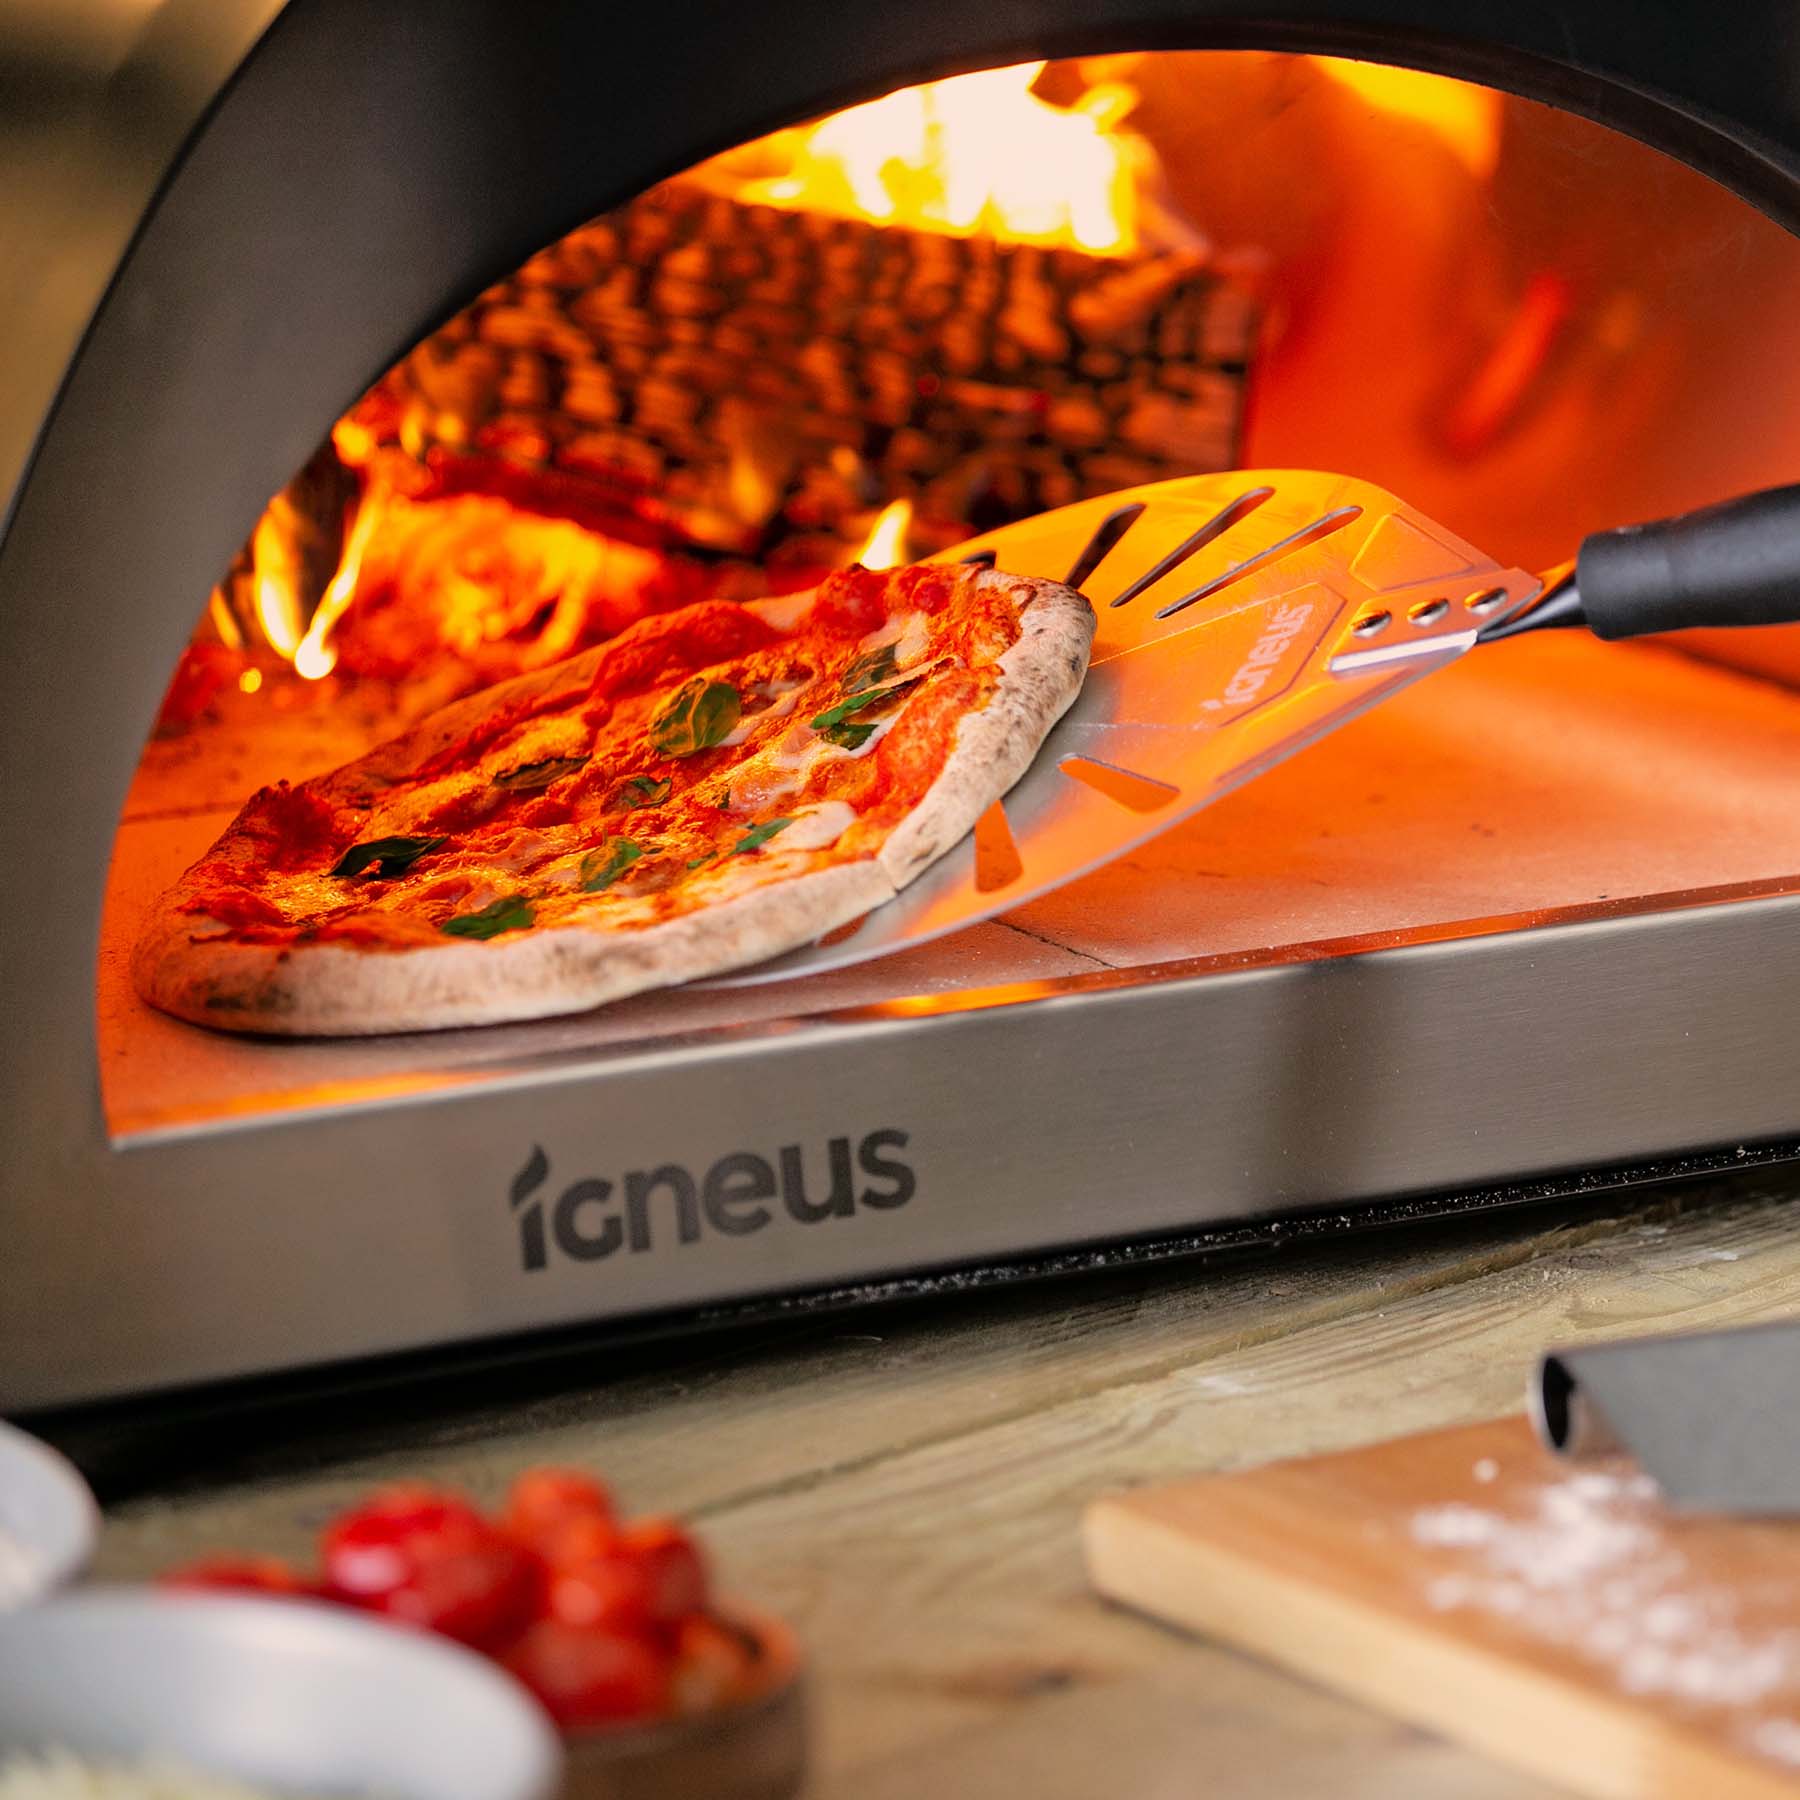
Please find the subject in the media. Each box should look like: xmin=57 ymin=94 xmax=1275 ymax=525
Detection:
xmin=134 ymin=570 xmax=1094 ymax=1036
xmin=880 ymin=572 xmax=1093 ymax=887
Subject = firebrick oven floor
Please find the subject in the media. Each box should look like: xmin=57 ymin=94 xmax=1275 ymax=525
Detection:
xmin=84 ymin=1168 xmax=1800 ymax=1796
xmin=100 ymin=631 xmax=1800 ymax=1138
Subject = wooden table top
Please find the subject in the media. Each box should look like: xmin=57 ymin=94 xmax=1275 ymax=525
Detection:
xmin=88 ymin=1174 xmax=1800 ymax=1799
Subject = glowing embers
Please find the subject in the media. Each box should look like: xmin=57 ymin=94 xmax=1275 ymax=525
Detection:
xmin=727 ymin=62 xmax=1150 ymax=255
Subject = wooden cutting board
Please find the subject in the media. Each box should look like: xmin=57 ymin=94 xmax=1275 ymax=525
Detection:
xmin=1084 ymin=1416 xmax=1800 ymax=1799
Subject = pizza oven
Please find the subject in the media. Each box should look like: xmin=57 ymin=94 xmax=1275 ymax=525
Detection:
xmin=9 ymin=0 xmax=1800 ymax=1415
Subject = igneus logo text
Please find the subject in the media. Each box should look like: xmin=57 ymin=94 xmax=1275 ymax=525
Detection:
xmin=510 ymin=1131 xmax=915 ymax=1269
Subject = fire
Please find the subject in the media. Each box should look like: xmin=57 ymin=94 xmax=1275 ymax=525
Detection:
xmin=852 ymin=498 xmax=914 ymax=571
xmin=1311 ymin=58 xmax=1503 ymax=179
xmin=292 ymin=483 xmax=385 ymax=680
xmin=209 ymin=56 xmax=1183 ymax=705
xmin=732 ymin=63 xmax=1145 ymax=254
xmin=237 ymin=477 xmax=697 ymax=691
xmin=249 ymin=494 xmax=309 ymax=659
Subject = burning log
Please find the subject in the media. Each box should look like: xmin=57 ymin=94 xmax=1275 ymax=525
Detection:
xmin=341 ymin=176 xmax=1258 ymax=560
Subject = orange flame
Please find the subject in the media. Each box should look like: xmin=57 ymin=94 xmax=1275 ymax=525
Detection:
xmin=851 ymin=498 xmax=914 ymax=570
xmin=249 ymin=495 xmax=308 ymax=659
xmin=732 ymin=63 xmax=1145 ymax=254
xmin=292 ymin=482 xmax=385 ymax=680
xmin=273 ymin=484 xmax=687 ymax=686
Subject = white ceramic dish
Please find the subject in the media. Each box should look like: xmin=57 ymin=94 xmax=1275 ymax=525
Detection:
xmin=0 ymin=1422 xmax=99 ymax=1607
xmin=0 ymin=1589 xmax=563 ymax=1800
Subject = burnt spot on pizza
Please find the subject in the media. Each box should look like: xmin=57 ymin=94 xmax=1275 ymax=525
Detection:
xmin=202 ymin=984 xmax=295 ymax=1016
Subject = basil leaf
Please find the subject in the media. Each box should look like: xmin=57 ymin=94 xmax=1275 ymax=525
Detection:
xmin=808 ymin=687 xmax=890 ymax=733
xmin=686 ymin=854 xmax=718 ymax=871
xmin=842 ymin=642 xmax=900 ymax=695
xmin=812 ymin=656 xmax=949 ymax=741
xmin=492 ymin=754 xmax=589 ymax=791
xmin=731 ymin=817 xmax=793 ymax=856
xmin=330 ymin=835 xmax=447 ymax=880
xmin=578 ymin=838 xmax=643 ymax=893
xmin=440 ymin=894 xmax=534 ymax=939
xmin=649 ymin=678 xmax=741 ymax=757
xmin=818 ymin=719 xmax=877 ymax=751
xmin=615 ymin=774 xmax=672 ymax=810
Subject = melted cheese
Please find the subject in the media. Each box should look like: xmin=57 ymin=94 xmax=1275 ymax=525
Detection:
xmin=720 ymin=679 xmax=803 ymax=747
xmin=779 ymin=800 xmax=857 ymax=851
xmin=481 ymin=829 xmax=564 ymax=875
xmin=893 ymin=610 xmax=932 ymax=669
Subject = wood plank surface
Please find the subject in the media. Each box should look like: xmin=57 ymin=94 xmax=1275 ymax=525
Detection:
xmin=1087 ymin=1416 xmax=1800 ymax=1799
xmin=87 ymin=1180 xmax=1800 ymax=1797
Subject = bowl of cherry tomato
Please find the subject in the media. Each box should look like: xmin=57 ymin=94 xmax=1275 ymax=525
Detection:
xmin=164 ymin=1467 xmax=805 ymax=1800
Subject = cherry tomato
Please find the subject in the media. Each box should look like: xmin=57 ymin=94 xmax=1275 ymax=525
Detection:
xmin=536 ymin=1511 xmax=619 ymax=1572
xmin=501 ymin=1621 xmax=672 ymax=1729
xmin=160 ymin=1554 xmax=311 ymax=1598
xmin=321 ymin=1484 xmax=490 ymax=1599
xmin=321 ymin=1483 xmax=537 ymax=1649
xmin=500 ymin=1468 xmax=614 ymax=1553
xmin=376 ymin=1540 xmax=540 ymax=1648
xmin=544 ymin=1547 xmax=657 ymax=1634
xmin=671 ymin=1613 xmax=755 ymax=1715
xmin=616 ymin=1517 xmax=709 ymax=1624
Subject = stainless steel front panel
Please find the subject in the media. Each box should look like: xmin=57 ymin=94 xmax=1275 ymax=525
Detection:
xmin=6 ymin=872 xmax=1799 ymax=1410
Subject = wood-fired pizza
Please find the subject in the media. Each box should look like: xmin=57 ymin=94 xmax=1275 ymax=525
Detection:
xmin=133 ymin=563 xmax=1094 ymax=1034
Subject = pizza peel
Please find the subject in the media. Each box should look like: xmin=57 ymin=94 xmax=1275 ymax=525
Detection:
xmin=709 ymin=467 xmax=1800 ymax=986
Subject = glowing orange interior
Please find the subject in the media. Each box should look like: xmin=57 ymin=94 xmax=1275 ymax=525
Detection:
xmin=147 ymin=51 xmax=1800 ymax=757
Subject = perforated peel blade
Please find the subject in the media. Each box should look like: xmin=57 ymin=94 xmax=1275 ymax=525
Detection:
xmin=708 ymin=468 xmax=1541 ymax=987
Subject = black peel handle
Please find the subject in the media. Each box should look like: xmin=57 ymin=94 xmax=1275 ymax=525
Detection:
xmin=1578 ymin=482 xmax=1800 ymax=640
